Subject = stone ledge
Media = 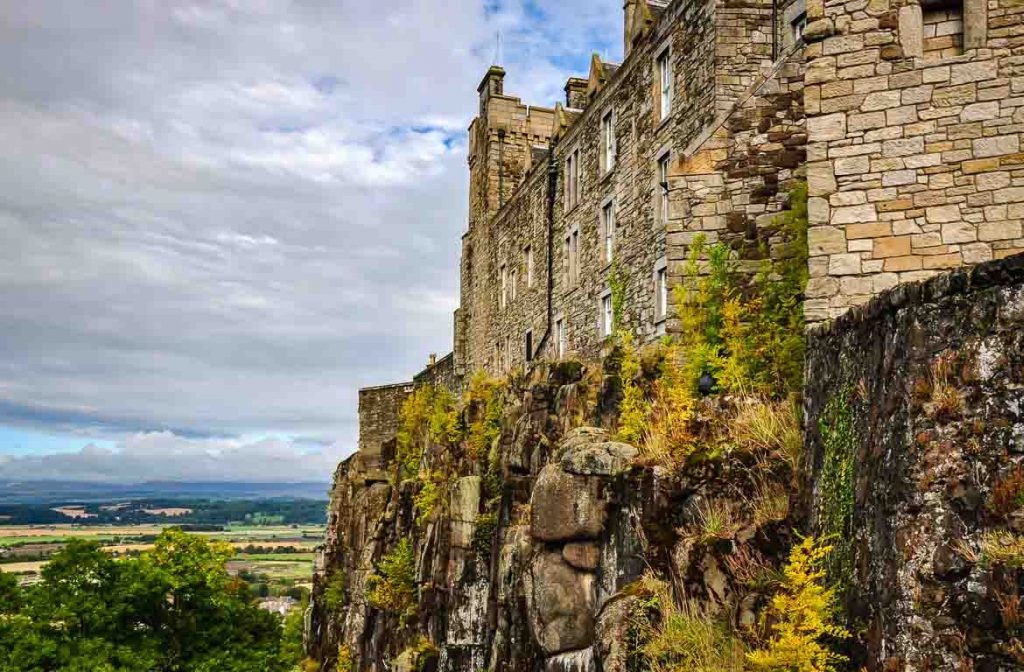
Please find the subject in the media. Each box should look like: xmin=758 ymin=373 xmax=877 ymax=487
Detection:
xmin=808 ymin=250 xmax=1024 ymax=341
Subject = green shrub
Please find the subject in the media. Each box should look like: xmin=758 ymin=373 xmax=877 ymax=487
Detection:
xmin=471 ymin=512 xmax=498 ymax=561
xmin=323 ymin=568 xmax=346 ymax=613
xmin=413 ymin=472 xmax=443 ymax=527
xmin=465 ymin=372 xmax=505 ymax=461
xmin=366 ymin=539 xmax=417 ymax=623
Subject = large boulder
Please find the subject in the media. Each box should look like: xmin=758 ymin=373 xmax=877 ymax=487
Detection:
xmin=530 ymin=465 xmax=607 ymax=542
xmin=560 ymin=439 xmax=638 ymax=477
xmin=526 ymin=551 xmax=596 ymax=655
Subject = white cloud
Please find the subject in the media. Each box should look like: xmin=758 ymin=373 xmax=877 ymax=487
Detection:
xmin=0 ymin=0 xmax=621 ymax=482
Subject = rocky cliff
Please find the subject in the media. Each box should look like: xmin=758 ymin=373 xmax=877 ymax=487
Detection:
xmin=307 ymin=254 xmax=1024 ymax=672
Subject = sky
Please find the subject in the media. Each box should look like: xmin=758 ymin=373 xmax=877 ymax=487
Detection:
xmin=0 ymin=0 xmax=622 ymax=484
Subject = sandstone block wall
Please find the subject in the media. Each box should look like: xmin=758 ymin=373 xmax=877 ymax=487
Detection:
xmin=357 ymin=382 xmax=414 ymax=471
xmin=802 ymin=0 xmax=1024 ymax=322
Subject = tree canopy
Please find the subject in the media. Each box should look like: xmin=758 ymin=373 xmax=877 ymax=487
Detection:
xmin=0 ymin=529 xmax=302 ymax=672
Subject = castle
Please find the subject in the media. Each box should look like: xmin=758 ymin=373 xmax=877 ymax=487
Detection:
xmin=355 ymin=0 xmax=1024 ymax=471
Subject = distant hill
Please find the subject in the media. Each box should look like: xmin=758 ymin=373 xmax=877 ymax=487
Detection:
xmin=0 ymin=480 xmax=330 ymax=505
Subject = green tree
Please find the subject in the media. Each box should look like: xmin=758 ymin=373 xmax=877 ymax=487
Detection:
xmin=0 ymin=529 xmax=299 ymax=672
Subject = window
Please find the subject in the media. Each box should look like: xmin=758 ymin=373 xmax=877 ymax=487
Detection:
xmin=505 ymin=335 xmax=511 ymax=369
xmin=601 ymin=293 xmax=614 ymax=337
xmin=791 ymin=12 xmax=807 ymax=44
xmin=556 ymin=318 xmax=567 ymax=358
xmin=564 ymin=228 xmax=580 ymax=285
xmin=601 ymin=111 xmax=616 ymax=173
xmin=656 ymin=267 xmax=668 ymax=320
xmin=565 ymin=148 xmax=581 ymax=210
xmin=510 ymin=267 xmax=518 ymax=302
xmin=921 ymin=0 xmax=963 ymax=60
xmin=657 ymin=152 xmax=671 ymax=222
xmin=525 ymin=246 xmax=534 ymax=287
xmin=525 ymin=329 xmax=533 ymax=362
xmin=495 ymin=342 xmax=501 ymax=370
xmin=499 ymin=263 xmax=507 ymax=308
xmin=601 ymin=200 xmax=615 ymax=264
xmin=657 ymin=48 xmax=673 ymax=121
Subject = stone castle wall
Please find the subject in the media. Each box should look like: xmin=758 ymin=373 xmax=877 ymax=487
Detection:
xmin=457 ymin=0 xmax=792 ymax=376
xmin=802 ymin=0 xmax=1024 ymax=321
xmin=356 ymin=382 xmax=414 ymax=472
xmin=804 ymin=253 xmax=1024 ymax=668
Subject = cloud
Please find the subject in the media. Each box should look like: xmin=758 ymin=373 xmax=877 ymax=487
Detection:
xmin=0 ymin=0 xmax=620 ymax=482
xmin=0 ymin=432 xmax=338 ymax=483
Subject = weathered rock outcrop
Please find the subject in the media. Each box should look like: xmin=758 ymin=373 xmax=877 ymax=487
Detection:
xmin=306 ymin=362 xmax=794 ymax=672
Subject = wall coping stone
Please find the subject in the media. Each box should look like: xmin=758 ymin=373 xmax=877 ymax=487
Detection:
xmin=808 ymin=251 xmax=1024 ymax=342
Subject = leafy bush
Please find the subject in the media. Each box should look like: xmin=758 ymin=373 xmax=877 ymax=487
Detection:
xmin=413 ymin=472 xmax=443 ymax=527
xmin=335 ymin=645 xmax=353 ymax=672
xmin=323 ymin=567 xmax=346 ymax=613
xmin=366 ymin=539 xmax=418 ymax=623
xmin=465 ymin=372 xmax=505 ymax=461
xmin=472 ymin=512 xmax=498 ymax=561
xmin=396 ymin=385 xmax=460 ymax=480
xmin=0 ymin=530 xmax=296 ymax=672
xmin=746 ymin=536 xmax=849 ymax=672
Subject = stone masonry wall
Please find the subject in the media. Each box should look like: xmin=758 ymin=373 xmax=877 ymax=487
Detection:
xmin=666 ymin=45 xmax=806 ymax=329
xmin=804 ymin=252 xmax=1024 ymax=669
xmin=356 ymin=382 xmax=414 ymax=472
xmin=458 ymin=0 xmax=788 ymax=376
xmin=802 ymin=0 xmax=1024 ymax=322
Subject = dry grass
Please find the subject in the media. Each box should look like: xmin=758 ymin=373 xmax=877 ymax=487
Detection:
xmin=980 ymin=531 xmax=1024 ymax=569
xmin=730 ymin=397 xmax=802 ymax=468
xmin=692 ymin=499 xmax=739 ymax=543
xmin=750 ymin=480 xmax=790 ymax=527
xmin=930 ymin=353 xmax=963 ymax=420
xmin=638 ymin=575 xmax=746 ymax=672
xmin=989 ymin=466 xmax=1024 ymax=518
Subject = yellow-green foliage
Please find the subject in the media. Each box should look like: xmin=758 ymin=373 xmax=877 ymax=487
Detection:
xmin=674 ymin=182 xmax=808 ymax=398
xmin=620 ymin=185 xmax=807 ymax=465
xmin=465 ymin=372 xmax=505 ymax=461
xmin=617 ymin=332 xmax=652 ymax=446
xmin=335 ymin=645 xmax=352 ymax=672
xmin=396 ymin=385 xmax=459 ymax=480
xmin=980 ymin=531 xmax=1024 ymax=569
xmin=413 ymin=472 xmax=443 ymax=527
xmin=366 ymin=538 xmax=417 ymax=623
xmin=746 ymin=536 xmax=849 ymax=672
xmin=638 ymin=575 xmax=745 ymax=672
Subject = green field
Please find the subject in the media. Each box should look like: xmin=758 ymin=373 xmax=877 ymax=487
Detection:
xmin=0 ymin=523 xmax=324 ymax=597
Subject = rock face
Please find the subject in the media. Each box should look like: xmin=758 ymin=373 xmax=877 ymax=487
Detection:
xmin=805 ymin=254 xmax=1024 ymax=670
xmin=529 ymin=464 xmax=607 ymax=542
xmin=306 ymin=362 xmax=793 ymax=672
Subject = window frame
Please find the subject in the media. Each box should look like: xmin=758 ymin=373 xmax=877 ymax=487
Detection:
xmin=525 ymin=245 xmax=534 ymax=288
xmin=499 ymin=263 xmax=507 ymax=309
xmin=600 ymin=110 xmax=616 ymax=174
xmin=600 ymin=291 xmax=614 ymax=338
xmin=656 ymin=45 xmax=673 ymax=122
xmin=657 ymin=150 xmax=671 ymax=223
xmin=600 ymin=198 xmax=616 ymax=265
